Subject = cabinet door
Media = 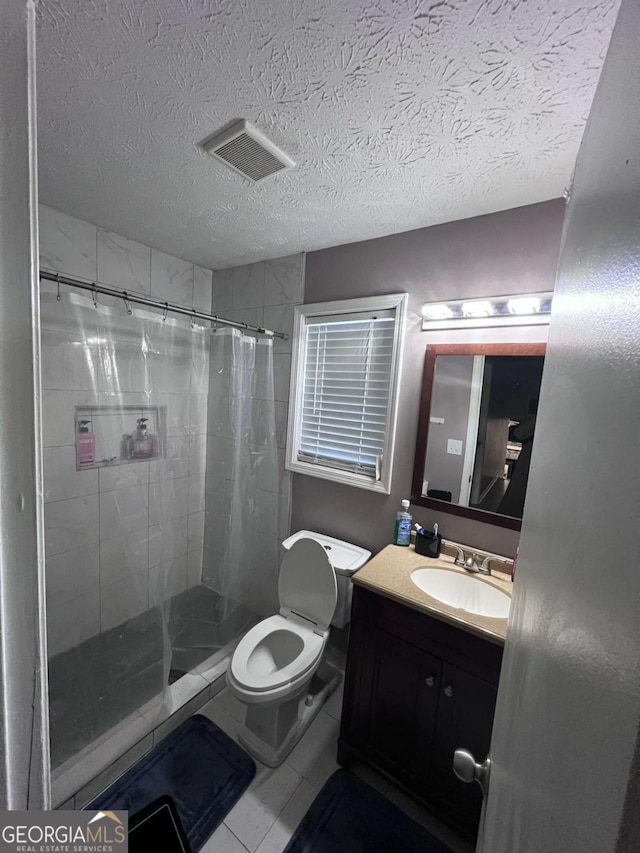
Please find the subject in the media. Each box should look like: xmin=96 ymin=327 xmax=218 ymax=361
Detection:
xmin=430 ymin=662 xmax=498 ymax=833
xmin=364 ymin=628 xmax=442 ymax=788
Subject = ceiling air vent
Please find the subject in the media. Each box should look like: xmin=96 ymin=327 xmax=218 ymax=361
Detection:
xmin=202 ymin=120 xmax=295 ymax=183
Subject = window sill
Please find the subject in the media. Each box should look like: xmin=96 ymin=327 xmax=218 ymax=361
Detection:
xmin=286 ymin=458 xmax=391 ymax=494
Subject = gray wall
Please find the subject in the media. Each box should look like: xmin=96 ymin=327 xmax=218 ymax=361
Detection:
xmin=482 ymin=0 xmax=640 ymax=848
xmin=0 ymin=0 xmax=49 ymax=807
xmin=292 ymin=199 xmax=564 ymax=556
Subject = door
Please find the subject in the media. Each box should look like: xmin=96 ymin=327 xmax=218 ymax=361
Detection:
xmin=473 ymin=4 xmax=640 ymax=850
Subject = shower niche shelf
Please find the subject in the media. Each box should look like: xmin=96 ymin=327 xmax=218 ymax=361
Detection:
xmin=75 ymin=405 xmax=166 ymax=471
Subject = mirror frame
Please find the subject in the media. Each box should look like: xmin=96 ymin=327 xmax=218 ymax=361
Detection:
xmin=411 ymin=342 xmax=547 ymax=531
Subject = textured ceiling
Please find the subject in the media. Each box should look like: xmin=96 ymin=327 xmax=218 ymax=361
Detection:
xmin=37 ymin=0 xmax=618 ymax=270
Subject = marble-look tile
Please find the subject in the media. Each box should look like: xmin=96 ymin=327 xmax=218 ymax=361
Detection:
xmin=189 ymin=394 xmax=208 ymax=436
xmin=47 ymin=589 xmax=100 ymax=657
xmin=224 ymin=762 xmax=302 ymax=852
xmin=100 ymin=568 xmax=148 ymax=631
xmin=46 ymin=544 xmax=99 ymax=609
xmin=264 ymin=255 xmax=304 ymax=306
xmin=187 ymin=511 xmax=205 ymax=554
xmin=225 ymin=307 xmax=264 ymax=330
xmin=43 ymin=445 xmax=99 ymax=503
xmin=211 ymin=268 xmax=233 ymax=313
xmin=255 ymin=779 xmax=319 ymax=853
xmin=189 ymin=434 xmax=207 ymax=476
xmin=45 ymin=494 xmax=99 ymax=557
xmin=99 ymin=485 xmax=149 ymax=540
xmin=187 ymin=548 xmax=203 ymax=587
xmin=201 ymin=823 xmax=249 ymax=853
xmin=273 ymin=354 xmax=292 ymax=403
xmin=149 ymin=476 xmax=190 ymax=525
xmin=99 ymin=527 xmax=149 ymax=585
xmin=233 ymin=263 xmax=264 ymax=310
xmin=42 ymin=390 xmax=97 ymax=448
xmin=39 ymin=205 xmax=97 ymax=280
xmin=157 ymin=393 xmax=191 ymax=438
xmin=40 ymin=330 xmax=99 ymax=392
xmin=263 ymin=303 xmax=294 ymax=354
xmin=193 ymin=266 xmax=213 ymax=314
xmin=274 ymin=401 xmax=288 ymax=450
xmin=286 ymin=711 xmax=340 ymax=789
xmin=188 ymin=474 xmax=205 ymax=514
xmin=99 ymin=461 xmax=149 ymax=492
xmin=148 ymin=515 xmax=188 ymax=567
xmin=150 ymin=249 xmax=194 ymax=307
xmin=97 ymin=229 xmax=151 ymax=294
xmin=149 ymin=554 xmax=187 ymax=605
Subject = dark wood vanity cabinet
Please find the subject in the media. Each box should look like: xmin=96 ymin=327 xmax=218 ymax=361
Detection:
xmin=338 ymin=585 xmax=504 ymax=838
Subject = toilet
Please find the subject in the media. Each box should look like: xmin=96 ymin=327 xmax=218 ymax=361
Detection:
xmin=227 ymin=530 xmax=370 ymax=767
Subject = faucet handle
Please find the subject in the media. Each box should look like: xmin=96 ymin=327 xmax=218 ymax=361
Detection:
xmin=480 ymin=554 xmax=509 ymax=574
xmin=451 ymin=544 xmax=466 ymax=566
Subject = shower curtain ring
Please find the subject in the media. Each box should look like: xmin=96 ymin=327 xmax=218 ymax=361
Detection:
xmin=56 ymin=273 xmax=61 ymax=301
xmin=92 ymin=283 xmax=98 ymax=308
xmin=122 ymin=291 xmax=133 ymax=315
xmin=162 ymin=302 xmax=169 ymax=322
xmin=191 ymin=309 xmax=197 ymax=329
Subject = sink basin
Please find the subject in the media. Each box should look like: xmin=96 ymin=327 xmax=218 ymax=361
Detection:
xmin=410 ymin=568 xmax=511 ymax=619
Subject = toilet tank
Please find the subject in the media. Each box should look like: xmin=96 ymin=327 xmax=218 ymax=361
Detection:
xmin=282 ymin=530 xmax=371 ymax=629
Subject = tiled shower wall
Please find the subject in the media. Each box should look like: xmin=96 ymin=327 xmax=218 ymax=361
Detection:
xmin=39 ymin=204 xmax=214 ymax=657
xmin=209 ymin=255 xmax=304 ymax=558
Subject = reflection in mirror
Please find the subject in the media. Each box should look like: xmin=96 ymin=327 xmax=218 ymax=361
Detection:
xmin=423 ymin=355 xmax=543 ymax=519
xmin=412 ymin=344 xmax=546 ymax=530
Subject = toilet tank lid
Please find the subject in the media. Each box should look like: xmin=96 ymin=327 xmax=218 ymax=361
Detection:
xmin=283 ymin=530 xmax=371 ymax=576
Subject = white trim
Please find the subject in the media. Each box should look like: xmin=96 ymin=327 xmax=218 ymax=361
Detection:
xmin=458 ymin=355 xmax=485 ymax=506
xmin=286 ymin=293 xmax=408 ymax=494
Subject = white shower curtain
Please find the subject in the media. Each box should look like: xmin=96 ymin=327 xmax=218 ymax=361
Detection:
xmin=40 ymin=290 xmax=279 ymax=776
xmin=203 ymin=328 xmax=280 ymax=632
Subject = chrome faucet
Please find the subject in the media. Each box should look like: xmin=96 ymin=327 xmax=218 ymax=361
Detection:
xmin=450 ymin=544 xmax=510 ymax=576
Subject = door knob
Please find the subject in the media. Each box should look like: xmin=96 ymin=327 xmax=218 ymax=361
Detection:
xmin=453 ymin=748 xmax=491 ymax=799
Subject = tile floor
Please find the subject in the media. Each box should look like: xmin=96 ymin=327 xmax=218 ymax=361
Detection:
xmin=197 ymin=680 xmax=475 ymax=853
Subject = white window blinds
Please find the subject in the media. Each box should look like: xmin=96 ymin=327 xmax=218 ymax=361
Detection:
xmin=298 ymin=313 xmax=396 ymax=478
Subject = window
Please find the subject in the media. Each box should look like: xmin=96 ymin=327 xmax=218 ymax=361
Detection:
xmin=286 ymin=294 xmax=407 ymax=493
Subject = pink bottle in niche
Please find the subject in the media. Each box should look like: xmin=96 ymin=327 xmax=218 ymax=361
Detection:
xmin=76 ymin=420 xmax=95 ymax=466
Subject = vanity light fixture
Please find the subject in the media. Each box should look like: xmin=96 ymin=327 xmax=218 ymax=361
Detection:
xmin=421 ymin=292 xmax=553 ymax=330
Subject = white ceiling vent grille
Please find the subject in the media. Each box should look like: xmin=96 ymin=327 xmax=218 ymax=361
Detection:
xmin=202 ymin=120 xmax=295 ymax=183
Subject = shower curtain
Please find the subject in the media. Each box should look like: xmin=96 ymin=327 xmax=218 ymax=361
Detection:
xmin=40 ymin=289 xmax=279 ymax=778
xmin=200 ymin=328 xmax=280 ymax=644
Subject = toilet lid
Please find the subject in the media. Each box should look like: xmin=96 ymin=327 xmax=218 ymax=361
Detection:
xmin=279 ymin=538 xmax=338 ymax=632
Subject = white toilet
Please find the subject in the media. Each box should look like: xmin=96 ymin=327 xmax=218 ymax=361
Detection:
xmin=227 ymin=530 xmax=370 ymax=767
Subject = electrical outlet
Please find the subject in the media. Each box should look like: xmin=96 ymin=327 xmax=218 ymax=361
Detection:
xmin=447 ymin=439 xmax=463 ymax=456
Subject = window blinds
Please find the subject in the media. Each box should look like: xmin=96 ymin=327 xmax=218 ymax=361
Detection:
xmin=298 ymin=314 xmax=396 ymax=478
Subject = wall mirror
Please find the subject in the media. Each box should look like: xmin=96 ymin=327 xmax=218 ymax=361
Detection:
xmin=411 ymin=343 xmax=546 ymax=530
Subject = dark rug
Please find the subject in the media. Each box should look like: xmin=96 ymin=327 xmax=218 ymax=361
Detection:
xmin=283 ymin=769 xmax=453 ymax=853
xmin=89 ymin=715 xmax=255 ymax=852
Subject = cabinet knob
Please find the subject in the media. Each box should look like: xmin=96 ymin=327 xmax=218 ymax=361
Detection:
xmin=425 ymin=675 xmax=435 ymax=687
xmin=444 ymin=684 xmax=454 ymax=698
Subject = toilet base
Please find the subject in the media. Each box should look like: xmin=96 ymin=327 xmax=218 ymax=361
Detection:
xmin=237 ymin=661 xmax=341 ymax=768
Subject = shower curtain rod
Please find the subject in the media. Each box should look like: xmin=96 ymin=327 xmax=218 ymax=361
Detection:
xmin=39 ymin=269 xmax=289 ymax=340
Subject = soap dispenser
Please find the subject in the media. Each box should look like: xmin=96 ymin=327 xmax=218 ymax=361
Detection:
xmin=132 ymin=418 xmax=153 ymax=459
xmin=76 ymin=420 xmax=95 ymax=466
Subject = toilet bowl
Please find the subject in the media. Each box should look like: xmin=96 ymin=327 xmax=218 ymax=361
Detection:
xmin=227 ymin=532 xmax=370 ymax=767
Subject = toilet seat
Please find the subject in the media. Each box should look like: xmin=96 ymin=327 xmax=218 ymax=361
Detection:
xmin=229 ymin=614 xmax=324 ymax=693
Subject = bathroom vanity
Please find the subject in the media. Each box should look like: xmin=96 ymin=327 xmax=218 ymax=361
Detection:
xmin=338 ymin=544 xmax=511 ymax=839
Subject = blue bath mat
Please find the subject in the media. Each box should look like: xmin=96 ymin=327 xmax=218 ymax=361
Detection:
xmin=89 ymin=715 xmax=255 ymax=851
xmin=284 ymin=769 xmax=453 ymax=853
